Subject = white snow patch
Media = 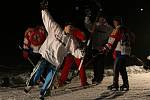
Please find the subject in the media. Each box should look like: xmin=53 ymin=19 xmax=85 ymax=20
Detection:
xmin=147 ymin=56 xmax=150 ymax=60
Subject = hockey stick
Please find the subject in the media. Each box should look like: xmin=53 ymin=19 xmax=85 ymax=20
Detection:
xmin=77 ymin=0 xmax=104 ymax=71
xmin=131 ymin=55 xmax=149 ymax=70
xmin=84 ymin=52 xmax=103 ymax=67
xmin=19 ymin=45 xmax=36 ymax=67
xmin=78 ymin=38 xmax=91 ymax=71
xmin=76 ymin=17 xmax=99 ymax=77
xmin=18 ymin=45 xmax=45 ymax=82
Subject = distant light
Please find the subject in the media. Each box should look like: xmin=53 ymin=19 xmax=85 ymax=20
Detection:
xmin=75 ymin=6 xmax=79 ymax=11
xmin=140 ymin=8 xmax=144 ymax=11
xmin=99 ymin=8 xmax=103 ymax=12
xmin=137 ymin=8 xmax=144 ymax=14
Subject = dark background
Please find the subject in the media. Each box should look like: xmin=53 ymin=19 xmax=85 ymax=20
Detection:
xmin=0 ymin=0 xmax=150 ymax=66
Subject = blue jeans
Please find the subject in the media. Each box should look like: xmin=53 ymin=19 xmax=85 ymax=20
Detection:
xmin=32 ymin=58 xmax=56 ymax=95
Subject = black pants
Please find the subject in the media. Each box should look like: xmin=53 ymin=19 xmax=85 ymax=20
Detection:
xmin=113 ymin=52 xmax=129 ymax=85
xmin=29 ymin=53 xmax=41 ymax=64
xmin=28 ymin=53 xmax=42 ymax=69
xmin=92 ymin=52 xmax=105 ymax=83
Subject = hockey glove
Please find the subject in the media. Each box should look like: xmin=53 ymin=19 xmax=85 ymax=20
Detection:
xmin=23 ymin=50 xmax=29 ymax=60
xmin=40 ymin=0 xmax=48 ymax=10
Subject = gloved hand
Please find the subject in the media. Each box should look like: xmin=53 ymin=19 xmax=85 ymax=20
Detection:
xmin=99 ymin=46 xmax=109 ymax=55
xmin=73 ymin=49 xmax=84 ymax=59
xmin=23 ymin=50 xmax=29 ymax=60
xmin=40 ymin=0 xmax=48 ymax=10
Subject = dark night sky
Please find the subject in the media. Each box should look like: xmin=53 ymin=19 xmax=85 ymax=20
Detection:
xmin=0 ymin=0 xmax=150 ymax=65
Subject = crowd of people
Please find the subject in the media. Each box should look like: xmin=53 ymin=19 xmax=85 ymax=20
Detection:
xmin=22 ymin=0 xmax=135 ymax=99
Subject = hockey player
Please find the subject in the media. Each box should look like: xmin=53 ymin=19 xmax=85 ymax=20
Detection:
xmin=100 ymin=16 xmax=133 ymax=91
xmin=22 ymin=25 xmax=47 ymax=90
xmin=22 ymin=25 xmax=47 ymax=66
xmin=58 ymin=28 xmax=89 ymax=87
xmin=24 ymin=1 xmax=85 ymax=99
xmin=84 ymin=11 xmax=113 ymax=85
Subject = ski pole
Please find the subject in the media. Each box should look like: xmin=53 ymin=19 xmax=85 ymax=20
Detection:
xmin=18 ymin=45 xmax=45 ymax=81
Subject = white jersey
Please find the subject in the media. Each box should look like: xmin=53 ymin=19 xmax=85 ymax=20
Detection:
xmin=39 ymin=10 xmax=80 ymax=67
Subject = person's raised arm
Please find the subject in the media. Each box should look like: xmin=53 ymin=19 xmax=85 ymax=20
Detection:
xmin=40 ymin=0 xmax=62 ymax=35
